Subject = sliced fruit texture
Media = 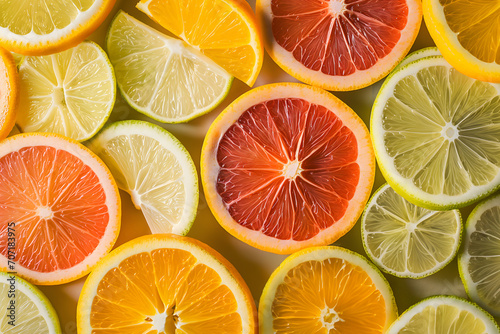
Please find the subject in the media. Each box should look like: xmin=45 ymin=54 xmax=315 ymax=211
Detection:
xmin=77 ymin=234 xmax=257 ymax=334
xmin=256 ymin=0 xmax=422 ymax=91
xmin=394 ymin=46 xmax=441 ymax=71
xmin=202 ymin=83 xmax=374 ymax=254
xmin=0 ymin=133 xmax=120 ymax=285
xmin=136 ymin=0 xmax=264 ymax=86
xmin=371 ymin=55 xmax=500 ymax=210
xmin=0 ymin=47 xmax=18 ymax=141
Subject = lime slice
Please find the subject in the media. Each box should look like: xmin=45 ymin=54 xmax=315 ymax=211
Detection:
xmin=17 ymin=41 xmax=115 ymax=142
xmin=386 ymin=295 xmax=499 ymax=333
xmin=459 ymin=194 xmax=500 ymax=317
xmin=88 ymin=120 xmax=198 ymax=235
xmin=371 ymin=55 xmax=500 ymax=210
xmin=0 ymin=272 xmax=61 ymax=333
xmin=106 ymin=11 xmax=233 ymax=123
xmin=395 ymin=47 xmax=441 ymax=71
xmin=362 ymin=183 xmax=461 ymax=278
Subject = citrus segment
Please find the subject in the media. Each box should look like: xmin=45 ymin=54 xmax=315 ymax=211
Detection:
xmin=77 ymin=234 xmax=257 ymax=333
xmin=0 ymin=47 xmax=18 ymax=140
xmin=256 ymin=0 xmax=422 ymax=90
xmin=202 ymin=83 xmax=374 ymax=254
xmin=136 ymin=0 xmax=264 ymax=86
xmin=259 ymin=246 xmax=397 ymax=333
xmin=17 ymin=41 xmax=115 ymax=141
xmin=0 ymin=133 xmax=120 ymax=285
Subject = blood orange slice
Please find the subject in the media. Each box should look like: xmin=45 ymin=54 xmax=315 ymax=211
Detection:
xmin=201 ymin=83 xmax=374 ymax=254
xmin=256 ymin=0 xmax=422 ymax=91
xmin=0 ymin=133 xmax=120 ymax=285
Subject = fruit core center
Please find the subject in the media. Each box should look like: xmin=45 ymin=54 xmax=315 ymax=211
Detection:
xmin=329 ymin=0 xmax=346 ymax=15
xmin=131 ymin=190 xmax=142 ymax=210
xmin=442 ymin=123 xmax=458 ymax=141
xmin=283 ymin=160 xmax=302 ymax=179
xmin=147 ymin=307 xmax=178 ymax=334
xmin=321 ymin=307 xmax=343 ymax=330
xmin=53 ymin=87 xmax=67 ymax=107
xmin=36 ymin=206 xmax=53 ymax=220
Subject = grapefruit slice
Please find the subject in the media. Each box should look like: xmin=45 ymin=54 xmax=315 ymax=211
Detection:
xmin=256 ymin=0 xmax=422 ymax=91
xmin=201 ymin=83 xmax=374 ymax=254
xmin=0 ymin=133 xmax=120 ymax=285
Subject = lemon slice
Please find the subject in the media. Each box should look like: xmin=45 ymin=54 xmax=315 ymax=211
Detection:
xmin=386 ymin=296 xmax=499 ymax=333
xmin=17 ymin=41 xmax=115 ymax=141
xmin=0 ymin=47 xmax=18 ymax=140
xmin=371 ymin=55 xmax=500 ymax=210
xmin=88 ymin=120 xmax=198 ymax=235
xmin=362 ymin=183 xmax=461 ymax=278
xmin=106 ymin=11 xmax=232 ymax=123
xmin=459 ymin=194 xmax=500 ymax=317
xmin=395 ymin=47 xmax=441 ymax=71
xmin=0 ymin=272 xmax=61 ymax=333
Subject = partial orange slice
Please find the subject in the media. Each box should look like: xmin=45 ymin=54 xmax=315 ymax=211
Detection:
xmin=259 ymin=246 xmax=398 ymax=333
xmin=77 ymin=234 xmax=257 ymax=334
xmin=256 ymin=0 xmax=422 ymax=91
xmin=0 ymin=133 xmax=120 ymax=285
xmin=0 ymin=47 xmax=18 ymax=140
xmin=136 ymin=0 xmax=264 ymax=86
xmin=201 ymin=83 xmax=375 ymax=254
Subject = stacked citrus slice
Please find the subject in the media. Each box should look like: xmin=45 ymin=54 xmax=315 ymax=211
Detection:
xmin=0 ymin=47 xmax=18 ymax=140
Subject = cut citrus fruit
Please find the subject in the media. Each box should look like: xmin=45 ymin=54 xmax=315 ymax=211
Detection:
xmin=259 ymin=246 xmax=397 ymax=333
xmin=459 ymin=194 xmax=500 ymax=317
xmin=395 ymin=46 xmax=441 ymax=71
xmin=386 ymin=295 xmax=499 ymax=334
xmin=0 ymin=47 xmax=18 ymax=140
xmin=201 ymin=82 xmax=375 ymax=254
xmin=136 ymin=0 xmax=264 ymax=86
xmin=17 ymin=41 xmax=115 ymax=142
xmin=77 ymin=234 xmax=257 ymax=333
xmin=423 ymin=0 xmax=500 ymax=83
xmin=0 ymin=133 xmax=120 ymax=285
xmin=362 ymin=183 xmax=462 ymax=278
xmin=0 ymin=272 xmax=61 ymax=333
xmin=106 ymin=11 xmax=232 ymax=123
xmin=256 ymin=0 xmax=422 ymax=91
xmin=0 ymin=0 xmax=115 ymax=56
xmin=88 ymin=120 xmax=198 ymax=235
xmin=371 ymin=55 xmax=500 ymax=210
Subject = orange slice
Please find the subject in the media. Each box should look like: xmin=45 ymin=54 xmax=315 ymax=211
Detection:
xmin=0 ymin=133 xmax=120 ymax=285
xmin=136 ymin=0 xmax=264 ymax=86
xmin=0 ymin=47 xmax=18 ymax=140
xmin=256 ymin=0 xmax=422 ymax=91
xmin=77 ymin=234 xmax=257 ymax=334
xmin=201 ymin=83 xmax=375 ymax=254
xmin=259 ymin=246 xmax=398 ymax=333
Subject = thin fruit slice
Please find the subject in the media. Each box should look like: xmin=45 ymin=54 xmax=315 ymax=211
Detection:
xmin=201 ymin=83 xmax=375 ymax=254
xmin=0 ymin=133 xmax=120 ymax=285
xmin=371 ymin=55 xmax=500 ymax=210
xmin=136 ymin=0 xmax=264 ymax=86
xmin=0 ymin=272 xmax=61 ymax=333
xmin=424 ymin=0 xmax=500 ymax=83
xmin=77 ymin=234 xmax=257 ymax=333
xmin=106 ymin=11 xmax=232 ymax=123
xmin=256 ymin=0 xmax=422 ymax=91
xmin=0 ymin=0 xmax=115 ymax=56
xmin=259 ymin=246 xmax=397 ymax=333
xmin=0 ymin=47 xmax=18 ymax=140
xmin=386 ymin=296 xmax=499 ymax=333
xmin=395 ymin=47 xmax=441 ymax=71
xmin=17 ymin=41 xmax=115 ymax=141
xmin=88 ymin=120 xmax=198 ymax=235
xmin=459 ymin=194 xmax=500 ymax=317
xmin=362 ymin=183 xmax=462 ymax=278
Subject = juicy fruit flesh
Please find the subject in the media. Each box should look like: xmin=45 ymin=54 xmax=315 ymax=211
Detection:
xmin=216 ymin=98 xmax=360 ymax=241
xmin=381 ymin=65 xmax=500 ymax=196
xmin=90 ymin=249 xmax=242 ymax=333
xmin=271 ymin=0 xmax=408 ymax=76
xmin=272 ymin=258 xmax=386 ymax=333
xmin=439 ymin=0 xmax=500 ymax=64
xmin=0 ymin=146 xmax=109 ymax=272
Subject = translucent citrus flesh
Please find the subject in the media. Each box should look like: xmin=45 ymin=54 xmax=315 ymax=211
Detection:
xmin=271 ymin=258 xmax=386 ymax=333
xmin=0 ymin=49 xmax=16 ymax=140
xmin=364 ymin=185 xmax=460 ymax=276
xmin=381 ymin=65 xmax=500 ymax=196
xmin=89 ymin=249 xmax=242 ymax=333
xmin=270 ymin=0 xmax=408 ymax=75
xmin=17 ymin=42 xmax=114 ymax=141
xmin=216 ymin=98 xmax=360 ymax=241
xmin=0 ymin=146 xmax=109 ymax=272
xmin=439 ymin=0 xmax=500 ymax=64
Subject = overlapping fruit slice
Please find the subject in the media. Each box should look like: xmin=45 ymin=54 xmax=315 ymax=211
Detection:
xmin=0 ymin=47 xmax=18 ymax=140
xmin=201 ymin=83 xmax=374 ymax=254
